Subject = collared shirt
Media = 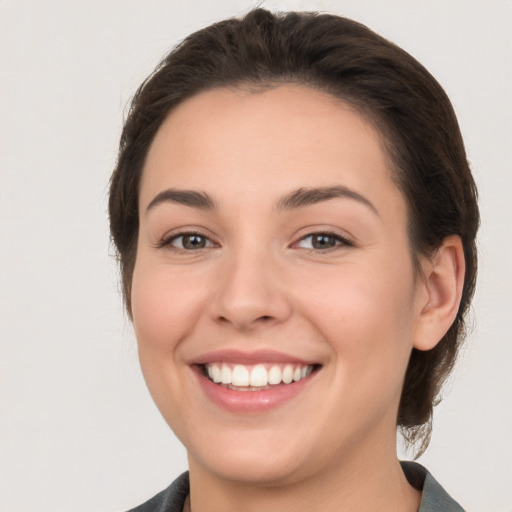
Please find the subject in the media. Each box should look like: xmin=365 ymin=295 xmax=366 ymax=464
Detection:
xmin=127 ymin=461 xmax=464 ymax=512
xmin=401 ymin=461 xmax=464 ymax=511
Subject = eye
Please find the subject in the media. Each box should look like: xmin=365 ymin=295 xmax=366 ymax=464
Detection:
xmin=165 ymin=232 xmax=214 ymax=250
xmin=295 ymin=232 xmax=350 ymax=250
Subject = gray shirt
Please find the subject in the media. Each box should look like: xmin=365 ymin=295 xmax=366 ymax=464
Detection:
xmin=128 ymin=461 xmax=464 ymax=512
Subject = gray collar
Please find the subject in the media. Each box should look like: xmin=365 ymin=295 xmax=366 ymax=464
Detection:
xmin=401 ymin=461 xmax=465 ymax=511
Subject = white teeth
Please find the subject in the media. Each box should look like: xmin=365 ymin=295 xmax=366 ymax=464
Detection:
xmin=268 ymin=365 xmax=282 ymax=385
xmin=212 ymin=364 xmax=222 ymax=383
xmin=283 ymin=365 xmax=294 ymax=384
xmin=232 ymin=365 xmax=250 ymax=386
xmin=205 ymin=362 xmax=314 ymax=388
xmin=221 ymin=364 xmax=232 ymax=384
xmin=250 ymin=365 xmax=268 ymax=387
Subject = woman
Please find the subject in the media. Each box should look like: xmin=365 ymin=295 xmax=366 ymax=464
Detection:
xmin=109 ymin=8 xmax=478 ymax=511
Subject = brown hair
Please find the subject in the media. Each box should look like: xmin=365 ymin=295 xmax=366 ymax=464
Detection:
xmin=109 ymin=8 xmax=479 ymax=453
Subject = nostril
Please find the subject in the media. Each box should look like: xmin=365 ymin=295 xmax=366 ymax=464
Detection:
xmin=250 ymin=315 xmax=278 ymax=328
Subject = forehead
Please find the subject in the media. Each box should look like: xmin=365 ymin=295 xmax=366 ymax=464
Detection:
xmin=140 ymin=84 xmax=404 ymax=218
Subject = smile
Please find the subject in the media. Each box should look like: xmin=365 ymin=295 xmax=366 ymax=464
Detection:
xmin=203 ymin=363 xmax=315 ymax=390
xmin=192 ymin=350 xmax=321 ymax=412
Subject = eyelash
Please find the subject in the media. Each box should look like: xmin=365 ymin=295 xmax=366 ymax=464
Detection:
xmin=157 ymin=230 xmax=352 ymax=253
xmin=157 ymin=232 xmax=214 ymax=253
xmin=294 ymin=232 xmax=352 ymax=251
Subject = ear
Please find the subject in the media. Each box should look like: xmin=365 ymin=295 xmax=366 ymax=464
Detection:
xmin=413 ymin=235 xmax=466 ymax=351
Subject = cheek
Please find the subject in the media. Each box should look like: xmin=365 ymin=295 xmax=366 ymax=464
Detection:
xmin=294 ymin=260 xmax=417 ymax=384
xmin=130 ymin=259 xmax=211 ymax=396
xmin=130 ymin=259 xmax=209 ymax=426
xmin=131 ymin=261 xmax=201 ymax=346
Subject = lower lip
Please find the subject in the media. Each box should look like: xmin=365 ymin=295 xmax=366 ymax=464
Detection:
xmin=194 ymin=367 xmax=317 ymax=413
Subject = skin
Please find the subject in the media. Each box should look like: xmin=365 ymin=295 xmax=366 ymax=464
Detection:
xmin=131 ymin=85 xmax=464 ymax=512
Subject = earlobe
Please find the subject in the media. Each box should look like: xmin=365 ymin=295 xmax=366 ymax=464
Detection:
xmin=413 ymin=235 xmax=465 ymax=351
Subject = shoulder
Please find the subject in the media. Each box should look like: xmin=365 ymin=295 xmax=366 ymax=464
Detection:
xmin=401 ymin=461 xmax=465 ymax=512
xmin=126 ymin=472 xmax=190 ymax=512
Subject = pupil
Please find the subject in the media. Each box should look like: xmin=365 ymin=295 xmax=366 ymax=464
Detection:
xmin=183 ymin=235 xmax=205 ymax=249
xmin=313 ymin=234 xmax=335 ymax=249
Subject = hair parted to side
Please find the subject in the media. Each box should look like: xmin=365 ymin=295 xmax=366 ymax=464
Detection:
xmin=109 ymin=8 xmax=479 ymax=454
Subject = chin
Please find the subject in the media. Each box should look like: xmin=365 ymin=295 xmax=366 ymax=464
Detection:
xmin=186 ymin=426 xmax=315 ymax=486
xmin=195 ymin=451 xmax=308 ymax=486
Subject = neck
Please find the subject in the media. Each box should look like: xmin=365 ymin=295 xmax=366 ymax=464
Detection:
xmin=187 ymin=433 xmax=420 ymax=512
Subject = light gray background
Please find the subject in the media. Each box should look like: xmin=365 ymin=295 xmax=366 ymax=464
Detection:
xmin=1 ymin=1 xmax=511 ymax=511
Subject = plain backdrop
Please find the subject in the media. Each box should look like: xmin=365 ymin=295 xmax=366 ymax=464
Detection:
xmin=1 ymin=1 xmax=511 ymax=511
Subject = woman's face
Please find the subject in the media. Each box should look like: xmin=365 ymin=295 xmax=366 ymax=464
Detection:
xmin=132 ymin=85 xmax=427 ymax=485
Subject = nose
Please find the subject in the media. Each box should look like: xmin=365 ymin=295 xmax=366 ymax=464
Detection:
xmin=210 ymin=248 xmax=292 ymax=332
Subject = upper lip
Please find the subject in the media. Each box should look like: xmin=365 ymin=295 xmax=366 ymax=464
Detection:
xmin=188 ymin=349 xmax=319 ymax=366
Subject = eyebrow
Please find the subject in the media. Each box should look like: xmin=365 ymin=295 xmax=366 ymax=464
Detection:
xmin=146 ymin=189 xmax=216 ymax=213
xmin=145 ymin=185 xmax=378 ymax=216
xmin=276 ymin=185 xmax=379 ymax=215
